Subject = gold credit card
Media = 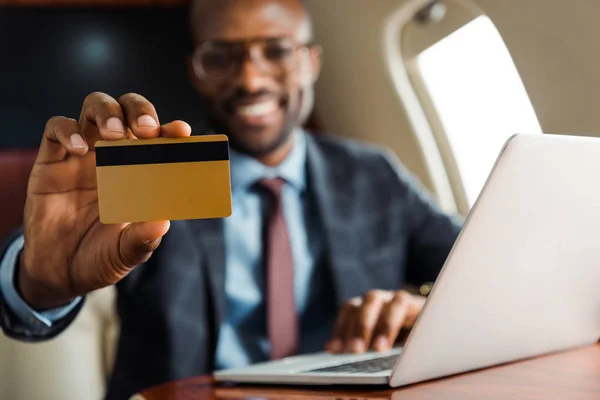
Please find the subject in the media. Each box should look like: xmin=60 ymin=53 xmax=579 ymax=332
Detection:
xmin=95 ymin=135 xmax=232 ymax=224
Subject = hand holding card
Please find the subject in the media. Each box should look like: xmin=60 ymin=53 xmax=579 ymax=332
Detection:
xmin=18 ymin=92 xmax=195 ymax=310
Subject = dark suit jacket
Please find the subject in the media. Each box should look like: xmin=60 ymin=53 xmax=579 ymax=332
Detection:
xmin=0 ymin=133 xmax=462 ymax=399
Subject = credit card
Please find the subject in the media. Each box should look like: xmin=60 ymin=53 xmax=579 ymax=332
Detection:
xmin=95 ymin=135 xmax=232 ymax=224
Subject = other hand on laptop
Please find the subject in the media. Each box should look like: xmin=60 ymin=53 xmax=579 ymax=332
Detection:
xmin=326 ymin=290 xmax=425 ymax=354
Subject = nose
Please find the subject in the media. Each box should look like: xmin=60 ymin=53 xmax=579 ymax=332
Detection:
xmin=234 ymin=57 xmax=268 ymax=93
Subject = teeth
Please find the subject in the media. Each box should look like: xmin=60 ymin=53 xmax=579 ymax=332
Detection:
xmin=237 ymin=100 xmax=278 ymax=117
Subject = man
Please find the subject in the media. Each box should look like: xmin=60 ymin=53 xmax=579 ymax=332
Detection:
xmin=0 ymin=0 xmax=461 ymax=398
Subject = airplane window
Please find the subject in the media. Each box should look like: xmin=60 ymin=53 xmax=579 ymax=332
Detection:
xmin=416 ymin=16 xmax=542 ymax=205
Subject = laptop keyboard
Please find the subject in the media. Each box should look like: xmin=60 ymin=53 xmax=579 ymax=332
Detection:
xmin=306 ymin=355 xmax=399 ymax=374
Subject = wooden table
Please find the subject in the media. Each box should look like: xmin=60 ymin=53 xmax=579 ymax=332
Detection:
xmin=135 ymin=344 xmax=600 ymax=400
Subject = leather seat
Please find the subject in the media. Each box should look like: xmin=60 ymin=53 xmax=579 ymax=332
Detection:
xmin=0 ymin=149 xmax=119 ymax=400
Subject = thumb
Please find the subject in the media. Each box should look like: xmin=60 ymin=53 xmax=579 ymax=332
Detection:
xmin=118 ymin=220 xmax=170 ymax=267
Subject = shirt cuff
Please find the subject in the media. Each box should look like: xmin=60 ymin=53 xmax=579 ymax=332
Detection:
xmin=0 ymin=235 xmax=82 ymax=330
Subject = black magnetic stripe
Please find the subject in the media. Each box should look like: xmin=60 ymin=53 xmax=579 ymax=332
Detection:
xmin=96 ymin=140 xmax=229 ymax=167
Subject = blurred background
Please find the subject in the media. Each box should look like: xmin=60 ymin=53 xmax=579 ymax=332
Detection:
xmin=1 ymin=0 xmax=599 ymax=398
xmin=0 ymin=2 xmax=207 ymax=150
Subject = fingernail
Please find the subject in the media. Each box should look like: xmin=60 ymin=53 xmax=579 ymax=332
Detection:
xmin=70 ymin=133 xmax=86 ymax=149
xmin=137 ymin=115 xmax=158 ymax=127
xmin=351 ymin=338 xmax=365 ymax=353
xmin=375 ymin=336 xmax=389 ymax=351
xmin=106 ymin=117 xmax=125 ymax=133
xmin=328 ymin=339 xmax=342 ymax=353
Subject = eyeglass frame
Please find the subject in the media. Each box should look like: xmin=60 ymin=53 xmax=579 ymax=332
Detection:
xmin=191 ymin=36 xmax=317 ymax=82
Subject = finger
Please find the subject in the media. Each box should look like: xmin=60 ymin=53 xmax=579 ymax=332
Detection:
xmin=37 ymin=117 xmax=87 ymax=164
xmin=80 ymin=92 xmax=128 ymax=147
xmin=356 ymin=291 xmax=391 ymax=352
xmin=343 ymin=299 xmax=363 ymax=353
xmin=121 ymin=120 xmax=191 ymax=139
xmin=118 ymin=220 xmax=171 ymax=268
xmin=372 ymin=292 xmax=409 ymax=352
xmin=160 ymin=120 xmax=193 ymax=138
xmin=326 ymin=299 xmax=359 ymax=353
xmin=118 ymin=93 xmax=160 ymax=139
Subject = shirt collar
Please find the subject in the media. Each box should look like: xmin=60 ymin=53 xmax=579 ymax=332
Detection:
xmin=229 ymin=129 xmax=307 ymax=193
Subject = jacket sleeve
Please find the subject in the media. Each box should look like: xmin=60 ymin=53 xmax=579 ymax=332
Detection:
xmin=381 ymin=150 xmax=463 ymax=286
xmin=0 ymin=228 xmax=85 ymax=342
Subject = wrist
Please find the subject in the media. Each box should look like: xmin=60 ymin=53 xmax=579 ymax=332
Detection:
xmin=405 ymin=292 xmax=427 ymax=328
xmin=17 ymin=252 xmax=74 ymax=310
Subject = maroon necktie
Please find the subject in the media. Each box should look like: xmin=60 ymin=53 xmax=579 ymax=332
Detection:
xmin=258 ymin=177 xmax=298 ymax=360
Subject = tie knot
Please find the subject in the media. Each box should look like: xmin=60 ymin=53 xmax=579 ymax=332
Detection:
xmin=257 ymin=177 xmax=286 ymax=198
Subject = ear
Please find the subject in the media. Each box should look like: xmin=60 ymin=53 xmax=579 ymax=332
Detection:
xmin=308 ymin=44 xmax=323 ymax=84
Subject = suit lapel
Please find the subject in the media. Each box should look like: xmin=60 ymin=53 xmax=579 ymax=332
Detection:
xmin=187 ymin=218 xmax=226 ymax=339
xmin=305 ymin=135 xmax=374 ymax=307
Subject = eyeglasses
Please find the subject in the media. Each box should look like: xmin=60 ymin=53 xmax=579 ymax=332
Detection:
xmin=192 ymin=36 xmax=312 ymax=81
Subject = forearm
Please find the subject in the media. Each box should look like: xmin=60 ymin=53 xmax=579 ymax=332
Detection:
xmin=0 ymin=231 xmax=84 ymax=341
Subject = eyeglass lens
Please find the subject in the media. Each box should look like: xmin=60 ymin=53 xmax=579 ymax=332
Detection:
xmin=196 ymin=38 xmax=300 ymax=78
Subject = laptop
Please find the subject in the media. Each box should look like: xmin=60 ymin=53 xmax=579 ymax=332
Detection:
xmin=215 ymin=133 xmax=600 ymax=387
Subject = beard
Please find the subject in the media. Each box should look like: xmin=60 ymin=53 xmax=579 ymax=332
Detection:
xmin=204 ymin=115 xmax=295 ymax=158
xmin=205 ymin=91 xmax=303 ymax=158
xmin=200 ymin=86 xmax=310 ymax=158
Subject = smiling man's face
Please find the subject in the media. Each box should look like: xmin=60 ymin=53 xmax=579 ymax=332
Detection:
xmin=190 ymin=0 xmax=321 ymax=162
